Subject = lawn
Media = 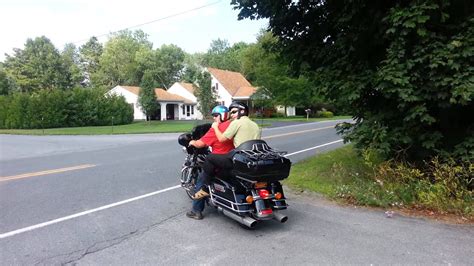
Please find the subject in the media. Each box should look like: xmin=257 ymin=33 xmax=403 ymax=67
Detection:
xmin=0 ymin=116 xmax=351 ymax=135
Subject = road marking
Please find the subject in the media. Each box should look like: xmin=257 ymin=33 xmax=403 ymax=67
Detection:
xmin=0 ymin=138 xmax=344 ymax=239
xmin=0 ymin=164 xmax=97 ymax=182
xmin=0 ymin=185 xmax=181 ymax=239
xmin=263 ymin=125 xmax=334 ymax=139
xmin=284 ymin=139 xmax=344 ymax=157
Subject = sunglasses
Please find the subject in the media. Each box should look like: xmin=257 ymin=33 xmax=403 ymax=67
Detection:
xmin=212 ymin=114 xmax=220 ymax=117
xmin=230 ymin=110 xmax=239 ymax=114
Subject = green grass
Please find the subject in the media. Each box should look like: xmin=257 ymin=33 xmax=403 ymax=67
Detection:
xmin=0 ymin=116 xmax=350 ymax=135
xmin=0 ymin=121 xmax=199 ymax=135
xmin=285 ymin=145 xmax=473 ymax=219
xmin=285 ymin=144 xmax=369 ymax=196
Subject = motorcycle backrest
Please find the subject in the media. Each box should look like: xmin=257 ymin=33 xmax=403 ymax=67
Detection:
xmin=191 ymin=123 xmax=212 ymax=140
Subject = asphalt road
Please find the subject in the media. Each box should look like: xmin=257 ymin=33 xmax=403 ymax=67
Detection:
xmin=0 ymin=119 xmax=472 ymax=265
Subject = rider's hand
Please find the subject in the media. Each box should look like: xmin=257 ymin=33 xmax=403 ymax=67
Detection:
xmin=212 ymin=122 xmax=219 ymax=129
xmin=188 ymin=140 xmax=195 ymax=147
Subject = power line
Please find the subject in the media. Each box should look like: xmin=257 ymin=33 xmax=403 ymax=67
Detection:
xmin=72 ymin=0 xmax=222 ymax=45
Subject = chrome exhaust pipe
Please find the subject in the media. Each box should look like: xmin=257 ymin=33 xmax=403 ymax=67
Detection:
xmin=273 ymin=211 xmax=288 ymax=223
xmin=217 ymin=207 xmax=257 ymax=228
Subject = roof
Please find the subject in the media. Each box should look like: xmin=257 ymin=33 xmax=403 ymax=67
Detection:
xmin=207 ymin=67 xmax=256 ymax=97
xmin=120 ymin=86 xmax=193 ymax=103
xmin=179 ymin=82 xmax=196 ymax=94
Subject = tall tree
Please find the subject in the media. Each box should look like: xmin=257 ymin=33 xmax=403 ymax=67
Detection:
xmin=98 ymin=30 xmax=153 ymax=87
xmin=3 ymin=36 xmax=71 ymax=92
xmin=61 ymin=43 xmax=83 ymax=87
xmin=203 ymin=39 xmax=248 ymax=72
xmin=138 ymin=71 xmax=158 ymax=121
xmin=196 ymin=71 xmax=216 ymax=118
xmin=79 ymin=36 xmax=103 ymax=87
xmin=232 ymin=0 xmax=474 ymax=162
xmin=153 ymin=44 xmax=186 ymax=88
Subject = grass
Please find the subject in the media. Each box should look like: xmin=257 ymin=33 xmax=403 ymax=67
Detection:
xmin=0 ymin=121 xmax=198 ymax=135
xmin=285 ymin=145 xmax=473 ymax=220
xmin=0 ymin=116 xmax=350 ymax=135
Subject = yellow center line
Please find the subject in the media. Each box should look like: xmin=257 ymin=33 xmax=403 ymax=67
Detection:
xmin=263 ymin=125 xmax=334 ymax=140
xmin=0 ymin=164 xmax=97 ymax=182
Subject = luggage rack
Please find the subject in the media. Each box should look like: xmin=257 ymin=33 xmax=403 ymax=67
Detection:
xmin=237 ymin=142 xmax=287 ymax=160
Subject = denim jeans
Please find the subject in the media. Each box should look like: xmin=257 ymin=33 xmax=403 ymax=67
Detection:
xmin=192 ymin=171 xmax=207 ymax=212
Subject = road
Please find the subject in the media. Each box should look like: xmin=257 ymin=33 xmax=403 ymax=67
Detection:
xmin=0 ymin=119 xmax=472 ymax=265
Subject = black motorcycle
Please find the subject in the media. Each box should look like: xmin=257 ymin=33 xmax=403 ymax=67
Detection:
xmin=178 ymin=123 xmax=291 ymax=228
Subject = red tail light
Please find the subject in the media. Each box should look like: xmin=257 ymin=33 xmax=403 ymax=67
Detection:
xmin=258 ymin=189 xmax=270 ymax=198
xmin=259 ymin=209 xmax=273 ymax=215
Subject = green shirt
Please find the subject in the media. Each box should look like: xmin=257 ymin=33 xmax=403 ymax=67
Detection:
xmin=223 ymin=116 xmax=261 ymax=147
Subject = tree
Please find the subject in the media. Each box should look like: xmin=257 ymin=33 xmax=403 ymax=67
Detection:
xmin=153 ymin=44 xmax=186 ymax=88
xmin=98 ymin=30 xmax=153 ymax=87
xmin=79 ymin=37 xmax=103 ymax=87
xmin=196 ymin=71 xmax=216 ymax=118
xmin=138 ymin=71 xmax=158 ymax=121
xmin=61 ymin=43 xmax=83 ymax=87
xmin=203 ymin=39 xmax=249 ymax=72
xmin=232 ymin=0 xmax=474 ymax=162
xmin=3 ymin=36 xmax=71 ymax=92
xmin=0 ymin=65 xmax=16 ymax=95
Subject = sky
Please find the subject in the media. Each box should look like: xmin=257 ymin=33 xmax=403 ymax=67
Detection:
xmin=0 ymin=0 xmax=268 ymax=61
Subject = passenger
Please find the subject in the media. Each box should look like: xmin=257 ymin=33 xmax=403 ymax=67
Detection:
xmin=192 ymin=101 xmax=260 ymax=200
xmin=186 ymin=105 xmax=234 ymax=220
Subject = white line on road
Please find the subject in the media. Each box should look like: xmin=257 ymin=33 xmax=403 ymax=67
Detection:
xmin=0 ymin=185 xmax=181 ymax=239
xmin=0 ymin=139 xmax=344 ymax=239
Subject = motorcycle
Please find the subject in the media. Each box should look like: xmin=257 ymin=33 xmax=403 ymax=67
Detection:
xmin=178 ymin=123 xmax=291 ymax=228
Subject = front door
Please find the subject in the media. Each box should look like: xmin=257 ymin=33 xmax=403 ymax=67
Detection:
xmin=166 ymin=104 xmax=175 ymax=120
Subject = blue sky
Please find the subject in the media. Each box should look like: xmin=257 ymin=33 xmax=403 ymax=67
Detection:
xmin=0 ymin=0 xmax=268 ymax=61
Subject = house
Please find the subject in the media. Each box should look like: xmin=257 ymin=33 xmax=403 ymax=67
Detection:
xmin=206 ymin=67 xmax=257 ymax=108
xmin=108 ymin=85 xmax=199 ymax=120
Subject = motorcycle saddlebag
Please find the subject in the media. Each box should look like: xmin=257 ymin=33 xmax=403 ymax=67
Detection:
xmin=231 ymin=152 xmax=291 ymax=182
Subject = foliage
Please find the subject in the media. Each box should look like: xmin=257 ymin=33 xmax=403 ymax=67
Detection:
xmin=316 ymin=110 xmax=334 ymax=118
xmin=3 ymin=36 xmax=72 ymax=92
xmin=241 ymin=31 xmax=325 ymax=108
xmin=202 ymin=39 xmax=249 ymax=72
xmin=195 ymin=71 xmax=216 ymax=118
xmin=231 ymin=0 xmax=474 ymax=163
xmin=138 ymin=71 xmax=159 ymax=120
xmin=78 ymin=36 xmax=103 ymax=87
xmin=286 ymin=145 xmax=473 ymax=218
xmin=0 ymin=65 xmax=16 ymax=95
xmin=62 ymin=43 xmax=84 ymax=87
xmin=0 ymin=89 xmax=133 ymax=129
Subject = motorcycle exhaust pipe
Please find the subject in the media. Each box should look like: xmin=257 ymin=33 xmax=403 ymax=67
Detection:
xmin=273 ymin=211 xmax=288 ymax=223
xmin=217 ymin=207 xmax=257 ymax=228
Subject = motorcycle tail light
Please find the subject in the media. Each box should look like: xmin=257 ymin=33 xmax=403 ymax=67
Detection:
xmin=258 ymin=189 xmax=270 ymax=199
xmin=245 ymin=195 xmax=254 ymax=204
xmin=259 ymin=209 xmax=273 ymax=215
xmin=275 ymin=192 xmax=282 ymax=200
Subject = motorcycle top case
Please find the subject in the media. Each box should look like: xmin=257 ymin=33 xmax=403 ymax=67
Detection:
xmin=231 ymin=150 xmax=291 ymax=182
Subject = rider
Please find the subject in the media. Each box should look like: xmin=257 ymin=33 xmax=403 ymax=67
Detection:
xmin=186 ymin=105 xmax=234 ymax=220
xmin=192 ymin=101 xmax=261 ymax=200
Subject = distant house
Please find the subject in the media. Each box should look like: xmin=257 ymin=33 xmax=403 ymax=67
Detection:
xmin=108 ymin=85 xmax=198 ymax=120
xmin=206 ymin=67 xmax=257 ymax=108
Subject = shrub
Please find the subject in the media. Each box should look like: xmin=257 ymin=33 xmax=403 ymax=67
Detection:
xmin=316 ymin=108 xmax=334 ymax=118
xmin=0 ymin=89 xmax=133 ymax=129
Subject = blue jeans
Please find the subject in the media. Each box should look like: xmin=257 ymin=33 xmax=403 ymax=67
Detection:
xmin=192 ymin=171 xmax=207 ymax=212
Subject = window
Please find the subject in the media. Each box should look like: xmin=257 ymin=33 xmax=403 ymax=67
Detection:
xmin=182 ymin=105 xmax=185 ymax=115
xmin=186 ymin=105 xmax=191 ymax=116
xmin=191 ymin=106 xmax=194 ymax=115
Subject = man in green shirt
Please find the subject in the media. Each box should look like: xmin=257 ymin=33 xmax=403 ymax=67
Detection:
xmin=192 ymin=101 xmax=261 ymax=200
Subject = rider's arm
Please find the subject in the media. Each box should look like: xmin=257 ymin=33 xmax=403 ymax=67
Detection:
xmin=212 ymin=122 xmax=229 ymax=142
xmin=189 ymin=139 xmax=207 ymax=148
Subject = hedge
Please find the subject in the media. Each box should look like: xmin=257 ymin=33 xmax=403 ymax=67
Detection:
xmin=0 ymin=89 xmax=133 ymax=129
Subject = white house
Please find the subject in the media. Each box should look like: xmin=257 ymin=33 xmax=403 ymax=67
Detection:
xmin=206 ymin=67 xmax=257 ymax=108
xmin=108 ymin=85 xmax=198 ymax=120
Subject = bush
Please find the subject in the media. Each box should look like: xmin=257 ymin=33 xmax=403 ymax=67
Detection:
xmin=0 ymin=89 xmax=133 ymax=129
xmin=315 ymin=108 xmax=334 ymax=118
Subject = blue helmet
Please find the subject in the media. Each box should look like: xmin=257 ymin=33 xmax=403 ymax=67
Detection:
xmin=211 ymin=105 xmax=229 ymax=122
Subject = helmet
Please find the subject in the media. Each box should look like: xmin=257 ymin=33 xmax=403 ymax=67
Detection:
xmin=228 ymin=101 xmax=249 ymax=118
xmin=211 ymin=105 xmax=229 ymax=122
